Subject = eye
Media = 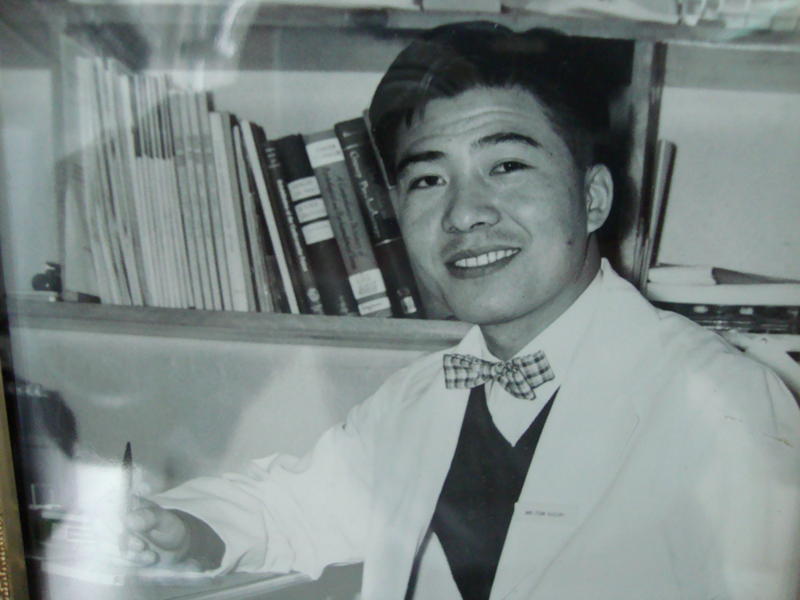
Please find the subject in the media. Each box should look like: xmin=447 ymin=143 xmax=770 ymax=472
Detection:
xmin=408 ymin=174 xmax=445 ymax=190
xmin=490 ymin=161 xmax=530 ymax=175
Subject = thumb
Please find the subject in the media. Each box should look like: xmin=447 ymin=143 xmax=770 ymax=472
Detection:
xmin=127 ymin=497 xmax=188 ymax=552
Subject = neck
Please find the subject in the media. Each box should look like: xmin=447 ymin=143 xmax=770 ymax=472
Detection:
xmin=481 ymin=243 xmax=601 ymax=360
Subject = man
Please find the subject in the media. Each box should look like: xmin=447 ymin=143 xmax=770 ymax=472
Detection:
xmin=126 ymin=22 xmax=800 ymax=599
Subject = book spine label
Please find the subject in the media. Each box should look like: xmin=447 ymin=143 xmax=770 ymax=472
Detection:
xmin=300 ymin=220 xmax=335 ymax=245
xmin=305 ymin=134 xmax=391 ymax=317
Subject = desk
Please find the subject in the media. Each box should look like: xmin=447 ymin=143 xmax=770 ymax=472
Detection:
xmin=33 ymin=561 xmax=362 ymax=600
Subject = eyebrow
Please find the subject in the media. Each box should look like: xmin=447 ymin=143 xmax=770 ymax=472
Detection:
xmin=474 ymin=131 xmax=541 ymax=150
xmin=395 ymin=131 xmax=542 ymax=178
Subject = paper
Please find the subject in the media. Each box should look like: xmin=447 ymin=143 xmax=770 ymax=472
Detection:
xmin=501 ymin=0 xmax=681 ymax=23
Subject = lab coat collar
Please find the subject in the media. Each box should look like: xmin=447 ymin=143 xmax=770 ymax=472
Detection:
xmin=491 ymin=260 xmax=672 ymax=599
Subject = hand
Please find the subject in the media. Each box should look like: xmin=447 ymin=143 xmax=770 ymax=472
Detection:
xmin=123 ymin=497 xmax=199 ymax=571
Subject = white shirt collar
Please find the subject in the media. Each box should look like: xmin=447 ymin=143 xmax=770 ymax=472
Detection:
xmin=450 ymin=265 xmax=605 ymax=445
xmin=474 ymin=266 xmax=603 ymax=387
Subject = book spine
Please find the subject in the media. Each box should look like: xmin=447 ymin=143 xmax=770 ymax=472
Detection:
xmin=262 ymin=138 xmax=324 ymax=315
xmin=304 ymin=130 xmax=392 ymax=317
xmin=151 ymin=75 xmax=189 ymax=308
xmin=273 ymin=134 xmax=357 ymax=317
xmin=178 ymin=90 xmax=214 ymax=309
xmin=335 ymin=117 xmax=424 ymax=318
xmin=240 ymin=121 xmax=299 ymax=314
xmin=166 ymin=88 xmax=200 ymax=309
xmin=130 ymin=72 xmax=162 ymax=305
xmin=90 ymin=58 xmax=130 ymax=305
xmin=208 ymin=112 xmax=256 ymax=312
xmin=153 ymin=74 xmax=193 ymax=309
xmin=74 ymin=55 xmax=113 ymax=303
xmin=194 ymin=92 xmax=228 ymax=310
xmin=141 ymin=74 xmax=176 ymax=307
xmin=232 ymin=123 xmax=275 ymax=313
xmin=106 ymin=59 xmax=149 ymax=307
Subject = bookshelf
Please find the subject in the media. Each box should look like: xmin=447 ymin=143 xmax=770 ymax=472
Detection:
xmin=5 ymin=299 xmax=470 ymax=350
xmin=3 ymin=3 xmax=799 ymax=301
xmin=2 ymin=2 xmax=800 ymax=599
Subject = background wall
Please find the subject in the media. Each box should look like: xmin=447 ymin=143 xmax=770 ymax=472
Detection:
xmin=656 ymin=85 xmax=800 ymax=279
xmin=0 ymin=68 xmax=58 ymax=296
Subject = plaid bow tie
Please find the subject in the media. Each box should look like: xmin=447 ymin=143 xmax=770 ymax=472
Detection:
xmin=443 ymin=351 xmax=555 ymax=400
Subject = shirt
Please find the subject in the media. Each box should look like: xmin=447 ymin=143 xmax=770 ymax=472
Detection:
xmin=478 ymin=269 xmax=602 ymax=445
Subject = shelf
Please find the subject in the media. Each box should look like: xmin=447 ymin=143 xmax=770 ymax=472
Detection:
xmin=32 ymin=1 xmax=795 ymax=92
xmin=59 ymin=2 xmax=800 ymax=48
xmin=4 ymin=300 xmax=471 ymax=351
xmin=6 ymin=2 xmax=799 ymax=89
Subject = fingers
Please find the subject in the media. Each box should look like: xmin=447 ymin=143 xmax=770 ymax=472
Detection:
xmin=121 ymin=535 xmax=160 ymax=567
xmin=122 ymin=498 xmax=189 ymax=566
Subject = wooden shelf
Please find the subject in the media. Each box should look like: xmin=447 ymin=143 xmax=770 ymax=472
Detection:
xmin=5 ymin=300 xmax=471 ymax=351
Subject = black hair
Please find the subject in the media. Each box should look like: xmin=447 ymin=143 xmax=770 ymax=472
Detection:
xmin=368 ymin=21 xmax=619 ymax=183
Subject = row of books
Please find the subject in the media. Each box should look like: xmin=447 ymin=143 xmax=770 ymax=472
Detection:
xmin=71 ymin=54 xmax=424 ymax=318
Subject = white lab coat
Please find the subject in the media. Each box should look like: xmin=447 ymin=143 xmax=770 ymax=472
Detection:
xmin=155 ymin=261 xmax=800 ymax=599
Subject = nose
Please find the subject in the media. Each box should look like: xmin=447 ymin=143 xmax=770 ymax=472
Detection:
xmin=441 ymin=177 xmax=500 ymax=233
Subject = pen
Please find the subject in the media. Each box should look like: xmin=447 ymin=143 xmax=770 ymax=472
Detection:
xmin=122 ymin=441 xmax=133 ymax=554
xmin=123 ymin=441 xmax=133 ymax=498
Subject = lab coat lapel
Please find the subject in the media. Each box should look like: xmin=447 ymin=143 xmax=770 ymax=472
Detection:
xmin=362 ymin=333 xmax=479 ymax=599
xmin=490 ymin=267 xmax=663 ymax=599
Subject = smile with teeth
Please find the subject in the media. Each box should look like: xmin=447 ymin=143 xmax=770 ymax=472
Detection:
xmin=452 ymin=248 xmax=519 ymax=268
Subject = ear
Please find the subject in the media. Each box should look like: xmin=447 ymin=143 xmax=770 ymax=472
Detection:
xmin=583 ymin=164 xmax=614 ymax=234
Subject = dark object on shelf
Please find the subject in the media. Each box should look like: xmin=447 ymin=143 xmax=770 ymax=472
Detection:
xmin=31 ymin=263 xmax=62 ymax=293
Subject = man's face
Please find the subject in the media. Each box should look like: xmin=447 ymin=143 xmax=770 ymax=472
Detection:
xmin=394 ymin=86 xmax=608 ymax=332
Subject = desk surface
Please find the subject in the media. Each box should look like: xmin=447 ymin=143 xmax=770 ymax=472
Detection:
xmin=34 ymin=560 xmax=362 ymax=600
xmin=37 ymin=569 xmax=304 ymax=600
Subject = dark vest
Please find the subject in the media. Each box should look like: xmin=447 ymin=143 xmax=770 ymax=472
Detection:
xmin=407 ymin=384 xmax=557 ymax=600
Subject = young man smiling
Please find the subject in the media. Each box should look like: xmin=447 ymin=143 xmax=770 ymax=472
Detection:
xmin=391 ymin=84 xmax=611 ymax=358
xmin=129 ymin=22 xmax=800 ymax=599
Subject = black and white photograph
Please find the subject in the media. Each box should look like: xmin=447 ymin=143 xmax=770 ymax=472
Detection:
xmin=1 ymin=0 xmax=799 ymax=599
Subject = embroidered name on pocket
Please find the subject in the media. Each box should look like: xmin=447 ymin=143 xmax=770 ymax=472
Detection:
xmin=514 ymin=502 xmax=576 ymax=521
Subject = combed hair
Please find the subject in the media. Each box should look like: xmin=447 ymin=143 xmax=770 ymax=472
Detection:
xmin=368 ymin=21 xmax=619 ymax=183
